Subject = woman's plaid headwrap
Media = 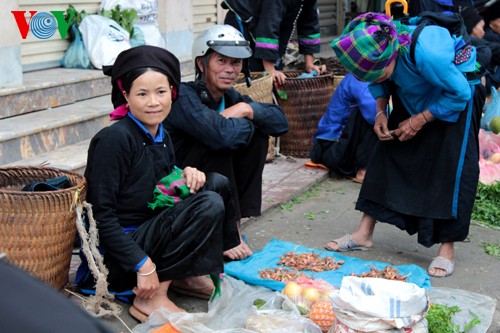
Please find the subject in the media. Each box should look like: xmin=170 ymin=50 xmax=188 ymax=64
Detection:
xmin=331 ymin=12 xmax=411 ymax=82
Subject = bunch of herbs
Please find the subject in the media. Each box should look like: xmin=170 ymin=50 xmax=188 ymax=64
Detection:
xmin=427 ymin=303 xmax=480 ymax=333
xmin=99 ymin=5 xmax=138 ymax=37
xmin=472 ymin=181 xmax=500 ymax=228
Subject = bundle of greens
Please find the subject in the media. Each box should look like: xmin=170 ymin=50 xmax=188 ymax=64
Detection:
xmin=64 ymin=4 xmax=89 ymax=40
xmin=472 ymin=181 xmax=500 ymax=228
xmin=99 ymin=5 xmax=138 ymax=38
xmin=427 ymin=303 xmax=480 ymax=333
xmin=64 ymin=4 xmax=138 ymax=39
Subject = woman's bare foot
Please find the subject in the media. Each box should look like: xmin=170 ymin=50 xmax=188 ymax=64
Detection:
xmin=428 ymin=242 xmax=455 ymax=277
xmin=171 ymin=275 xmax=214 ymax=298
xmin=223 ymin=236 xmax=253 ymax=260
xmin=326 ymin=213 xmax=376 ymax=251
xmin=133 ymin=293 xmax=183 ymax=316
xmin=325 ymin=233 xmax=373 ymax=251
xmin=356 ymin=168 xmax=366 ymax=181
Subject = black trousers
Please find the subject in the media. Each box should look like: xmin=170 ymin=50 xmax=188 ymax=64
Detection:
xmin=179 ymin=130 xmax=269 ymax=219
xmin=79 ymin=173 xmax=240 ymax=293
xmin=310 ymin=108 xmax=378 ymax=177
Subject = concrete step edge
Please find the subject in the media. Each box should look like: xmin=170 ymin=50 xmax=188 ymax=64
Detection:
xmin=0 ymin=68 xmax=107 ymax=97
xmin=3 ymin=139 xmax=91 ymax=174
xmin=0 ymin=95 xmax=112 ymax=142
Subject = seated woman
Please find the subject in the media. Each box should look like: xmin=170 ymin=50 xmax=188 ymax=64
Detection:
xmin=77 ymin=45 xmax=241 ymax=322
xmin=310 ymin=73 xmax=379 ymax=183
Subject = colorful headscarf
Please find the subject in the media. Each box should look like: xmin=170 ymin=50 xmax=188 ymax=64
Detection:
xmin=330 ymin=12 xmax=411 ymax=82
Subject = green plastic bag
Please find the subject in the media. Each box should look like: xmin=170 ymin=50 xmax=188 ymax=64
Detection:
xmin=61 ymin=24 xmax=94 ymax=69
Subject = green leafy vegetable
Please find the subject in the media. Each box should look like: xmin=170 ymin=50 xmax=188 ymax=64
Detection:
xmin=480 ymin=241 xmax=500 ymax=258
xmin=64 ymin=4 xmax=90 ymax=40
xmin=472 ymin=182 xmax=500 ymax=228
xmin=99 ymin=5 xmax=138 ymax=37
xmin=427 ymin=303 xmax=481 ymax=333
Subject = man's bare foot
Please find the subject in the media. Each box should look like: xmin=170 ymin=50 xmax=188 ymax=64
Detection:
xmin=223 ymin=237 xmax=253 ymax=260
xmin=351 ymin=168 xmax=366 ymax=183
xmin=133 ymin=294 xmax=183 ymax=316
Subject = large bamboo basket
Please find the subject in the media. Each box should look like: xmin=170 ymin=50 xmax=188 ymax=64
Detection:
xmin=233 ymin=72 xmax=276 ymax=160
xmin=0 ymin=166 xmax=86 ymax=290
xmin=277 ymin=71 xmax=335 ymax=158
xmin=233 ymin=72 xmax=274 ymax=104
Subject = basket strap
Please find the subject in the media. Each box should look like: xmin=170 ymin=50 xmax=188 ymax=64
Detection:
xmin=76 ymin=202 xmax=121 ymax=317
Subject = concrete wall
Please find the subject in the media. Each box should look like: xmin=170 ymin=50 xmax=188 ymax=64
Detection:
xmin=0 ymin=0 xmax=23 ymax=87
xmin=158 ymin=0 xmax=193 ymax=60
xmin=0 ymin=0 xmax=227 ymax=87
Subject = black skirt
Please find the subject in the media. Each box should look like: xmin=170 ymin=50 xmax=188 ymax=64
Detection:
xmin=356 ymin=84 xmax=485 ymax=247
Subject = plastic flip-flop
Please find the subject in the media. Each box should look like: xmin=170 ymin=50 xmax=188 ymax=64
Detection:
xmin=427 ymin=256 xmax=454 ymax=278
xmin=325 ymin=234 xmax=372 ymax=252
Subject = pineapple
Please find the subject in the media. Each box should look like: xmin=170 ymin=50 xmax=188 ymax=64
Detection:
xmin=308 ymin=300 xmax=336 ymax=333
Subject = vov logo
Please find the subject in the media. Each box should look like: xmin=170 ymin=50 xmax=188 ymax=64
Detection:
xmin=11 ymin=10 xmax=75 ymax=40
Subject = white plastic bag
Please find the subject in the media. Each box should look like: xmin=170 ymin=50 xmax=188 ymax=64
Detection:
xmin=79 ymin=15 xmax=130 ymax=69
xmin=99 ymin=0 xmax=158 ymax=20
xmin=99 ymin=0 xmax=165 ymax=47
xmin=329 ymin=277 xmax=429 ymax=332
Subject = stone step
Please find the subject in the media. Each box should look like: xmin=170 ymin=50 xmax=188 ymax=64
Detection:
xmin=0 ymin=68 xmax=110 ymax=120
xmin=4 ymin=140 xmax=91 ymax=175
xmin=0 ymin=95 xmax=112 ymax=167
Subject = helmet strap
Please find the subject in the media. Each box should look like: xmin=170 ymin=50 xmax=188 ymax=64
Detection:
xmin=242 ymin=58 xmax=252 ymax=88
xmin=195 ymin=55 xmax=210 ymax=103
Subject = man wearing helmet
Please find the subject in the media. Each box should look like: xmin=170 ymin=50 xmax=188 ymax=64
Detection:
xmin=222 ymin=0 xmax=326 ymax=85
xmin=164 ymin=25 xmax=289 ymax=261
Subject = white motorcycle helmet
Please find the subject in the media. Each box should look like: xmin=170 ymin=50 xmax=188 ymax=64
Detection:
xmin=192 ymin=24 xmax=252 ymax=61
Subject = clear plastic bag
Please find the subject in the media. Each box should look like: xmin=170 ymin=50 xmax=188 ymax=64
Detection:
xmin=429 ymin=287 xmax=497 ymax=333
xmin=132 ymin=275 xmax=322 ymax=333
xmin=481 ymin=87 xmax=500 ymax=131
xmin=60 ymin=24 xmax=94 ymax=69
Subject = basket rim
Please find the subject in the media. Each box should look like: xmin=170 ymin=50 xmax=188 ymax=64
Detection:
xmin=0 ymin=165 xmax=86 ymax=195
xmin=234 ymin=71 xmax=272 ymax=86
xmin=283 ymin=70 xmax=334 ymax=79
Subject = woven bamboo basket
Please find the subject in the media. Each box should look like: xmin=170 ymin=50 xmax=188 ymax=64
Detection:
xmin=233 ymin=72 xmax=274 ymax=103
xmin=277 ymin=71 xmax=335 ymax=158
xmin=233 ymin=72 xmax=276 ymax=160
xmin=0 ymin=166 xmax=86 ymax=290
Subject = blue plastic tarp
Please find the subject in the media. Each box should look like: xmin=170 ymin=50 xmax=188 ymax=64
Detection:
xmin=224 ymin=238 xmax=431 ymax=291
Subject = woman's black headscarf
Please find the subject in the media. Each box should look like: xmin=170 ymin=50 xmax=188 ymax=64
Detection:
xmin=103 ymin=45 xmax=181 ymax=109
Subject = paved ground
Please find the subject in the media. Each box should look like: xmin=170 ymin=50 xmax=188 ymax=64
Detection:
xmin=78 ymin=155 xmax=498 ymax=333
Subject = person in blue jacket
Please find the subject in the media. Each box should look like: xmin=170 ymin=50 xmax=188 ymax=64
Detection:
xmin=326 ymin=12 xmax=487 ymax=278
xmin=222 ymin=0 xmax=326 ymax=85
xmin=164 ymin=25 xmax=289 ymax=261
xmin=310 ymin=73 xmax=379 ymax=183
